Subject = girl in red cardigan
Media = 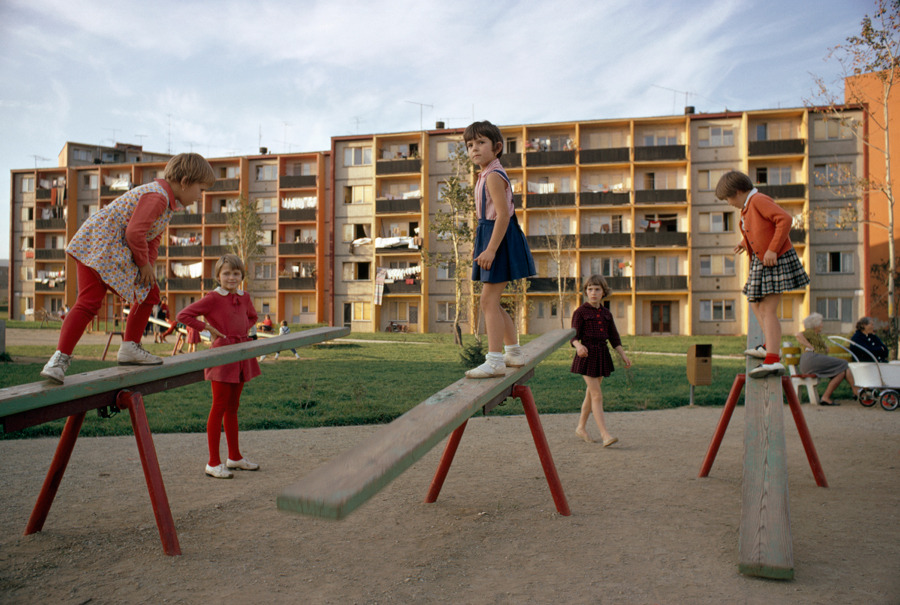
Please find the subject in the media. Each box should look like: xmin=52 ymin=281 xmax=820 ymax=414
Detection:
xmin=716 ymin=171 xmax=809 ymax=378
xmin=178 ymin=254 xmax=261 ymax=479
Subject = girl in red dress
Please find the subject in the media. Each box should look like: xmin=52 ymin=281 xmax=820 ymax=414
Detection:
xmin=571 ymin=275 xmax=631 ymax=447
xmin=178 ymin=254 xmax=261 ymax=479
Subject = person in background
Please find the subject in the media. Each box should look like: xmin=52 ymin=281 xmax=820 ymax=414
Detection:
xmin=796 ymin=312 xmax=859 ymax=406
xmin=850 ymin=316 xmax=889 ymax=362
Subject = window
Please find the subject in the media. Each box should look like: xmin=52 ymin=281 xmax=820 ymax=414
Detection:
xmin=697 ymin=125 xmax=734 ymax=147
xmin=699 ymin=212 xmax=734 ymax=233
xmin=436 ymin=141 xmax=461 ymax=162
xmin=263 ymin=230 xmax=276 ymax=246
xmin=82 ymin=174 xmax=98 ymax=190
xmin=21 ymin=207 xmax=33 ymax=221
xmin=289 ymin=161 xmax=315 ymax=176
xmin=392 ymin=301 xmax=409 ymax=322
xmin=815 ymin=251 xmax=853 ymax=274
xmin=437 ymin=301 xmax=457 ymax=322
xmin=755 ymin=165 xmax=792 ymax=185
xmin=255 ymin=164 xmax=277 ymax=181
xmin=219 ymin=165 xmax=239 ymax=179
xmin=343 ymin=223 xmax=370 ymax=242
xmin=254 ymin=263 xmax=276 ymax=280
xmin=352 ymin=301 xmax=372 ymax=321
xmin=344 ymin=146 xmax=372 ymax=166
xmin=778 ymin=297 xmax=794 ymax=320
xmin=20 ymin=266 xmax=33 ymax=281
xmin=436 ymin=263 xmax=456 ymax=280
xmin=818 ymin=208 xmax=843 ymax=230
xmin=256 ymin=197 xmax=276 ymax=213
xmin=816 ymin=297 xmax=852 ymax=322
xmin=342 ymin=262 xmax=371 ymax=281
xmin=20 ymin=236 xmax=34 ymax=250
xmin=699 ymin=299 xmax=736 ymax=321
xmin=643 ymin=256 xmax=679 ymax=276
xmin=642 ymin=170 xmax=676 ymax=190
xmin=505 ymin=138 xmax=518 ymax=155
xmin=535 ymin=301 xmax=545 ymax=319
xmin=642 ymin=129 xmax=678 ymax=146
xmin=813 ymin=163 xmax=853 ymax=187
xmin=21 ymin=176 xmax=34 ymax=193
xmin=73 ymin=149 xmax=92 ymax=162
xmin=697 ymin=169 xmax=727 ymax=191
xmin=586 ymin=130 xmax=627 ymax=149
xmin=300 ymin=295 xmax=316 ymax=314
xmin=699 ymin=254 xmax=735 ymax=276
xmin=344 ymin=185 xmax=373 ymax=204
xmin=813 ymin=117 xmax=854 ymax=140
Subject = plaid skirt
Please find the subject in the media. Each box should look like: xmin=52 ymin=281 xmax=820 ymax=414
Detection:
xmin=742 ymin=248 xmax=809 ymax=301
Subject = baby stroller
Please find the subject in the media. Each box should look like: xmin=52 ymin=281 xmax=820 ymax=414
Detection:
xmin=829 ymin=335 xmax=899 ymax=411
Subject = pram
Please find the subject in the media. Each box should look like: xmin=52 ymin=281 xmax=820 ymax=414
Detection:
xmin=829 ymin=335 xmax=899 ymax=411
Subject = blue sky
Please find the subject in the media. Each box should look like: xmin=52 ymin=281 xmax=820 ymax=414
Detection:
xmin=0 ymin=0 xmax=872 ymax=259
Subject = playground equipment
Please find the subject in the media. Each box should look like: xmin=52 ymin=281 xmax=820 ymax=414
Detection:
xmin=829 ymin=335 xmax=899 ymax=411
xmin=0 ymin=326 xmax=349 ymax=556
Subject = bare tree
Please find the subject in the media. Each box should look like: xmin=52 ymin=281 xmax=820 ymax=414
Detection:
xmin=543 ymin=209 xmax=577 ymax=328
xmin=225 ymin=194 xmax=265 ymax=290
xmin=808 ymin=0 xmax=900 ymax=354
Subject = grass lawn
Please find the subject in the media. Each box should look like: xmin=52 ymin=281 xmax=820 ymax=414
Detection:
xmin=0 ymin=331 xmax=856 ymax=440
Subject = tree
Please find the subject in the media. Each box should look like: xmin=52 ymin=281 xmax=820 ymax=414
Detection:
xmin=809 ymin=0 xmax=900 ymax=356
xmin=421 ymin=142 xmax=476 ymax=346
xmin=226 ymin=195 xmax=265 ymax=290
xmin=543 ymin=209 xmax=577 ymax=329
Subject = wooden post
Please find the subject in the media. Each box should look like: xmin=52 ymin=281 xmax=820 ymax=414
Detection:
xmin=739 ymin=313 xmax=793 ymax=579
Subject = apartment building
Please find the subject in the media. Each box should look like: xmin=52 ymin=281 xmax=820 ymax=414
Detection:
xmin=8 ymin=106 xmax=868 ymax=337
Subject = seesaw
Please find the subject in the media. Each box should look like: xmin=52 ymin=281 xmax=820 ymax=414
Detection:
xmin=0 ymin=326 xmax=349 ymax=556
xmin=277 ymin=328 xmax=575 ymax=520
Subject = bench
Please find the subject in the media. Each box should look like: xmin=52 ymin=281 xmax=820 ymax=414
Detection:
xmin=781 ymin=345 xmax=819 ymax=405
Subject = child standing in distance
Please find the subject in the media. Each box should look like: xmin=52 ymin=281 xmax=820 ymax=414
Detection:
xmin=464 ymin=120 xmax=536 ymax=379
xmin=40 ymin=153 xmax=215 ymax=384
xmin=716 ymin=171 xmax=810 ymax=378
xmin=178 ymin=254 xmax=261 ymax=479
xmin=572 ymin=275 xmax=631 ymax=447
xmin=186 ymin=325 xmax=201 ymax=353
xmin=273 ymin=320 xmax=300 ymax=359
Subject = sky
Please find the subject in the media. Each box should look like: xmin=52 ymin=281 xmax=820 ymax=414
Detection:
xmin=0 ymin=0 xmax=874 ymax=259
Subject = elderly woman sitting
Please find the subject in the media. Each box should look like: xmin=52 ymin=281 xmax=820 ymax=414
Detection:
xmin=850 ymin=316 xmax=889 ymax=363
xmin=796 ymin=312 xmax=859 ymax=406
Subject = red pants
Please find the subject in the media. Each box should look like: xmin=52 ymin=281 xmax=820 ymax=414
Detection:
xmin=208 ymin=381 xmax=245 ymax=467
xmin=57 ymin=260 xmax=160 ymax=355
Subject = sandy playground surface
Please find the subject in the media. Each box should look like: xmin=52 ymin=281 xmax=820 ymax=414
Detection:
xmin=0 ymin=392 xmax=898 ymax=604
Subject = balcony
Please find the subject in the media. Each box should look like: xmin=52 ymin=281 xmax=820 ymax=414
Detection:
xmin=383 ymin=280 xmax=422 ymax=294
xmin=526 ymin=277 xmax=579 ymax=292
xmin=279 ymin=242 xmax=316 ymax=255
xmin=580 ymin=191 xmax=629 ymax=206
xmin=36 ymin=189 xmax=52 ymax=200
xmin=757 ymin=184 xmax=806 ymax=199
xmin=579 ymin=233 xmax=631 ymax=248
xmin=35 ymin=218 xmax=66 ymax=230
xmin=526 ymin=150 xmax=576 ymax=167
xmin=606 ymin=276 xmax=631 ymax=291
xmin=170 ymin=214 xmax=203 ymax=225
xmin=203 ymin=278 xmax=218 ymax=290
xmin=280 ymin=175 xmax=316 ymax=188
xmin=209 ymin=178 xmax=240 ymax=192
xmin=525 ymin=234 xmax=578 ymax=250
xmin=279 ymin=277 xmax=316 ymax=290
xmin=167 ymin=278 xmax=202 ymax=290
xmin=204 ymin=245 xmax=232 ymax=256
xmin=376 ymin=158 xmax=421 ymax=175
xmin=789 ymin=228 xmax=806 ymax=243
xmin=35 ymin=281 xmax=66 ymax=292
xmin=375 ymin=197 xmax=421 ymax=214
xmin=499 ymin=154 xmax=522 ymax=169
xmin=749 ymin=139 xmax=806 ymax=156
xmin=205 ymin=212 xmax=229 ymax=224
xmin=527 ymin=192 xmax=576 ymax=208
xmin=579 ymin=147 xmax=629 ymax=164
xmin=279 ymin=208 xmax=316 ymax=221
xmin=634 ymin=231 xmax=688 ymax=247
xmin=634 ymin=275 xmax=687 ymax=290
xmin=167 ymin=245 xmax=203 ymax=257
xmin=634 ymin=189 xmax=687 ymax=204
xmin=35 ymin=248 xmax=66 ymax=260
xmin=633 ymin=145 xmax=686 ymax=162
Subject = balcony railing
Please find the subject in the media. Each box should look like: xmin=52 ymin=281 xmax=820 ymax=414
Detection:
xmin=209 ymin=178 xmax=240 ymax=192
xmin=204 ymin=212 xmax=229 ymax=224
xmin=35 ymin=248 xmax=66 ymax=260
xmin=279 ymin=175 xmax=316 ymax=188
xmin=375 ymin=158 xmax=421 ymax=175
xmin=167 ymin=278 xmax=202 ymax=290
xmin=167 ymin=245 xmax=203 ymax=257
xmin=375 ymin=198 xmax=421 ymax=214
xmin=35 ymin=281 xmax=66 ymax=292
xmin=634 ymin=189 xmax=687 ymax=204
xmin=526 ymin=150 xmax=576 ymax=167
xmin=278 ymin=277 xmax=316 ymax=290
xmin=757 ymin=184 xmax=806 ymax=199
xmin=170 ymin=214 xmax=203 ymax=225
xmin=634 ymin=231 xmax=688 ymax=247
xmin=527 ymin=192 xmax=576 ymax=208
xmin=525 ymin=234 xmax=578 ymax=250
xmin=279 ymin=242 xmax=316 ymax=255
xmin=35 ymin=218 xmax=66 ymax=230
xmin=634 ymin=275 xmax=687 ymax=290
xmin=204 ymin=245 xmax=232 ymax=256
xmin=499 ymin=154 xmax=522 ymax=168
xmin=633 ymin=145 xmax=686 ymax=162
xmin=35 ymin=189 xmax=52 ymax=200
xmin=203 ymin=278 xmax=218 ymax=291
xmin=279 ymin=208 xmax=316 ymax=221
xmin=383 ymin=281 xmax=421 ymax=294
xmin=579 ymin=233 xmax=631 ymax=248
xmin=789 ymin=228 xmax=806 ymax=243
xmin=526 ymin=277 xmax=579 ymax=292
xmin=579 ymin=147 xmax=630 ymax=164
xmin=580 ymin=191 xmax=629 ymax=206
xmin=749 ymin=139 xmax=806 ymax=156
xmin=605 ymin=276 xmax=631 ymax=291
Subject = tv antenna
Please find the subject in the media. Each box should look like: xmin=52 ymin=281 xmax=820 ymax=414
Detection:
xmin=30 ymin=155 xmax=51 ymax=168
xmin=651 ymin=84 xmax=695 ymax=114
xmin=134 ymin=134 xmax=148 ymax=146
xmin=405 ymin=101 xmax=433 ymax=131
xmin=351 ymin=116 xmax=366 ymax=134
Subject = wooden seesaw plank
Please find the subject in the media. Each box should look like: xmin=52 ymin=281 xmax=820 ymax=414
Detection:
xmin=277 ymin=328 xmax=575 ymax=520
xmin=0 ymin=326 xmax=349 ymax=431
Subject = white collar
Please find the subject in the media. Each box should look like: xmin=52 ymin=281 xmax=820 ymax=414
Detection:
xmin=214 ymin=286 xmax=244 ymax=296
xmin=743 ymin=187 xmax=758 ymax=208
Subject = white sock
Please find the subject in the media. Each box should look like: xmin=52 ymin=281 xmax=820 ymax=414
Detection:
xmin=504 ymin=344 xmax=521 ymax=355
xmin=486 ymin=352 xmax=505 ymax=368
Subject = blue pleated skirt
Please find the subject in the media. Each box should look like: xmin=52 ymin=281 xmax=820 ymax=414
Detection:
xmin=471 ymin=215 xmax=536 ymax=283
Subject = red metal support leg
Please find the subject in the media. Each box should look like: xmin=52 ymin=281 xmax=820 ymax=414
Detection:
xmin=698 ymin=373 xmax=746 ymax=477
xmin=781 ymin=376 xmax=828 ymax=487
xmin=25 ymin=411 xmax=86 ymax=535
xmin=424 ymin=420 xmax=468 ymax=503
xmin=116 ymin=390 xmax=181 ymax=556
xmin=512 ymin=385 xmax=571 ymax=516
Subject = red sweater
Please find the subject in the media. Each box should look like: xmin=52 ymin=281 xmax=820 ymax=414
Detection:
xmin=739 ymin=191 xmax=793 ymax=260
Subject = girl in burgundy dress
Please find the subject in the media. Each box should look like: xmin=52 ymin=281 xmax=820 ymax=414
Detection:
xmin=571 ymin=275 xmax=631 ymax=447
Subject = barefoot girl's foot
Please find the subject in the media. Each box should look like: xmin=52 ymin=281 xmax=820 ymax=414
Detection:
xmin=575 ymin=427 xmax=593 ymax=443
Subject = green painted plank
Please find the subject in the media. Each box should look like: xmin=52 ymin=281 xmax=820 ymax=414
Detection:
xmin=277 ymin=328 xmax=574 ymax=520
xmin=0 ymin=326 xmax=349 ymax=419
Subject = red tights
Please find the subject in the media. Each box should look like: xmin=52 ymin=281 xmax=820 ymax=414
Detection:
xmin=208 ymin=381 xmax=244 ymax=466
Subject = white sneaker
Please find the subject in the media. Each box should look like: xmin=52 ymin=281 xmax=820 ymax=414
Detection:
xmin=465 ymin=361 xmax=505 ymax=379
xmin=226 ymin=458 xmax=260 ymax=471
xmin=294 ymin=353 xmax=300 ymax=359
xmin=40 ymin=351 xmax=72 ymax=384
xmin=258 ymin=355 xmax=266 ymax=362
xmin=749 ymin=362 xmax=786 ymax=378
xmin=504 ymin=350 xmax=527 ymax=368
xmin=205 ymin=463 xmax=234 ymax=479
xmin=273 ymin=353 xmax=279 ymax=359
xmin=744 ymin=345 xmax=767 ymax=359
xmin=117 ymin=341 xmax=163 ymax=366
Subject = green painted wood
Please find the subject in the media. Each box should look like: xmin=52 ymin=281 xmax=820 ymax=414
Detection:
xmin=277 ymin=328 xmax=575 ymax=520
xmin=739 ymin=315 xmax=794 ymax=579
xmin=0 ymin=326 xmax=349 ymax=420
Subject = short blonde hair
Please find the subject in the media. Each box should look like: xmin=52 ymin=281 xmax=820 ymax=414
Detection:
xmin=582 ymin=274 xmax=611 ymax=298
xmin=214 ymin=254 xmax=245 ymax=283
xmin=803 ymin=312 xmax=824 ymax=330
xmin=164 ymin=153 xmax=216 ymax=188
